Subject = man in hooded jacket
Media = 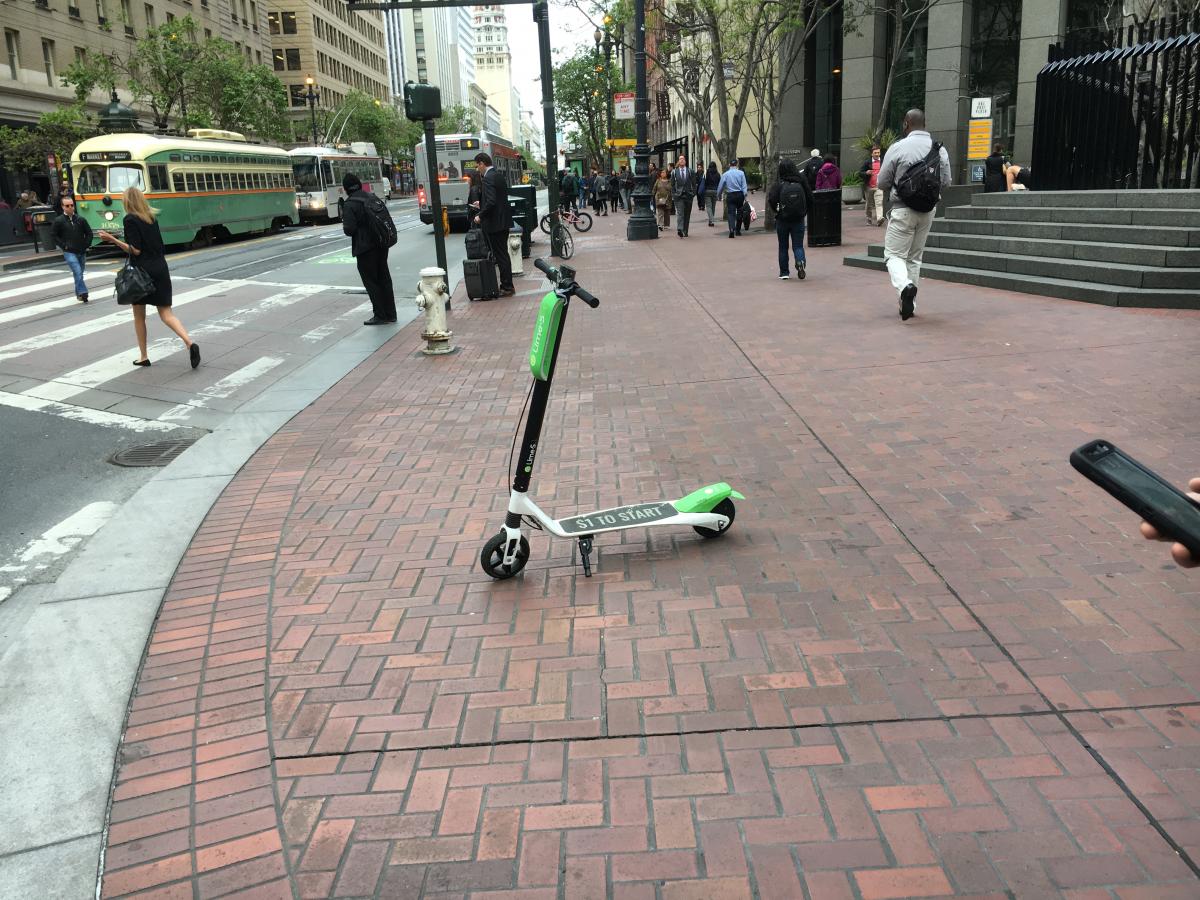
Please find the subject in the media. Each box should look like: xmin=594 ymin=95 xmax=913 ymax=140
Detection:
xmin=767 ymin=159 xmax=810 ymax=280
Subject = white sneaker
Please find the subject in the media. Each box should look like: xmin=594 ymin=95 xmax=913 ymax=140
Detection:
xmin=779 ymin=274 xmax=790 ymax=280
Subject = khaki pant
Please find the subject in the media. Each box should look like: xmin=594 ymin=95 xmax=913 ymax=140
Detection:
xmin=883 ymin=205 xmax=935 ymax=296
xmin=865 ymin=188 xmax=885 ymax=225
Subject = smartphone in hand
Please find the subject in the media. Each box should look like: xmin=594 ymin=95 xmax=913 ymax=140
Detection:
xmin=1070 ymin=440 xmax=1200 ymax=557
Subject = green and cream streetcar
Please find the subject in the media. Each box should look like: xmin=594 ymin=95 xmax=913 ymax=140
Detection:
xmin=69 ymin=130 xmax=298 ymax=246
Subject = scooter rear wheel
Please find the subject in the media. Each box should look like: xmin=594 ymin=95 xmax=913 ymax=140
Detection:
xmin=693 ymin=498 xmax=735 ymax=539
xmin=481 ymin=533 xmax=530 ymax=579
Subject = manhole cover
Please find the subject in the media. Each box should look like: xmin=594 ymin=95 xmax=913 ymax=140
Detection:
xmin=109 ymin=438 xmax=197 ymax=468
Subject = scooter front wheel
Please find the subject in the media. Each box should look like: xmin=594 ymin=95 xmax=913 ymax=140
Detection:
xmin=693 ymin=498 xmax=735 ymax=539
xmin=481 ymin=533 xmax=530 ymax=579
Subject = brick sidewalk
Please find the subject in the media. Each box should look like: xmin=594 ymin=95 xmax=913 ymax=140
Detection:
xmin=98 ymin=212 xmax=1200 ymax=898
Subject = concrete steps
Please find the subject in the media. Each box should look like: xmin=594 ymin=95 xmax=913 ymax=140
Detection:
xmin=843 ymin=189 xmax=1200 ymax=308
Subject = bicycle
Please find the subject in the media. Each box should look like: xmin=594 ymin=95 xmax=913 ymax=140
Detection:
xmin=540 ymin=206 xmax=593 ymax=234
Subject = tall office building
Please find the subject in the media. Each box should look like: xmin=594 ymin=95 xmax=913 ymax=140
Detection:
xmin=473 ymin=5 xmax=519 ymax=142
xmin=383 ymin=9 xmax=409 ymax=101
xmin=268 ymin=0 xmax=388 ymax=134
xmin=452 ymin=7 xmax=475 ymax=109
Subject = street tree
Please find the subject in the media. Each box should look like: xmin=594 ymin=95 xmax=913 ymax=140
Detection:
xmin=553 ymin=49 xmax=630 ymax=169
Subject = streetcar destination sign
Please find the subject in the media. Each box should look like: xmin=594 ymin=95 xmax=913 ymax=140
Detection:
xmin=79 ymin=151 xmax=132 ymax=161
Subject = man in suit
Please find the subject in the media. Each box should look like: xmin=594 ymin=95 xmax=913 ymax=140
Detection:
xmin=671 ymin=155 xmax=697 ymax=237
xmin=473 ymin=152 xmax=516 ymax=297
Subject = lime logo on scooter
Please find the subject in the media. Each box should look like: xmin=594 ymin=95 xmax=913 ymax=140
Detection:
xmin=524 ymin=442 xmax=537 ymax=474
xmin=529 ymin=292 xmax=565 ymax=382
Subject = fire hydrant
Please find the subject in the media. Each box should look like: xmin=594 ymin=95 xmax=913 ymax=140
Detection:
xmin=507 ymin=232 xmax=523 ymax=278
xmin=415 ymin=267 xmax=456 ymax=355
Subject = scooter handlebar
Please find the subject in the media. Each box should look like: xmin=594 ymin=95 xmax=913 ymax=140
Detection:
xmin=533 ymin=258 xmax=557 ymax=278
xmin=575 ymin=287 xmax=599 ymax=308
xmin=533 ymin=258 xmax=599 ymax=308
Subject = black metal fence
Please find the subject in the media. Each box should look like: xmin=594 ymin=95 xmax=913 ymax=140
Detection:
xmin=1031 ymin=13 xmax=1199 ymax=190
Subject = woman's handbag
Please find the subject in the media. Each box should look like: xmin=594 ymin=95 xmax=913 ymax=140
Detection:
xmin=114 ymin=257 xmax=155 ymax=305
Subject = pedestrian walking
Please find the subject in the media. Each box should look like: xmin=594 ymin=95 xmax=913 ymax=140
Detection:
xmin=768 ymin=159 xmax=808 ymax=281
xmin=653 ymin=169 xmax=672 ymax=231
xmin=50 ymin=194 xmax=93 ymax=303
xmin=560 ymin=169 xmax=578 ymax=212
xmin=815 ymin=156 xmax=842 ymax=190
xmin=859 ymin=146 xmax=885 ymax=226
xmin=577 ymin=172 xmax=588 ymax=212
xmin=620 ymin=166 xmax=634 ymax=211
xmin=595 ymin=171 xmax=609 ymax=215
xmin=97 ymin=186 xmax=198 ymax=368
xmin=473 ymin=152 xmax=516 ymax=297
xmin=715 ymin=159 xmax=749 ymax=238
xmin=983 ymin=144 xmax=1007 ymax=193
xmin=877 ymin=108 xmax=951 ymax=321
xmin=608 ymin=171 xmax=622 ymax=211
xmin=700 ymin=161 xmax=720 ymax=227
xmin=671 ymin=155 xmax=697 ymax=237
xmin=342 ymin=173 xmax=397 ymax=325
xmin=800 ymin=149 xmax=823 ymax=189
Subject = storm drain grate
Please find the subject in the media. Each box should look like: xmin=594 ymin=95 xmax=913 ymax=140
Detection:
xmin=109 ymin=438 xmax=198 ymax=468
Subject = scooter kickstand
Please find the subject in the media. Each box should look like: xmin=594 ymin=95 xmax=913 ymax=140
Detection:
xmin=577 ymin=535 xmax=594 ymax=578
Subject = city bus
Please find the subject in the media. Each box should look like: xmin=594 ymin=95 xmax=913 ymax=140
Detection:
xmin=69 ymin=130 xmax=297 ymax=246
xmin=289 ymin=144 xmax=390 ymax=222
xmin=414 ymin=131 xmax=523 ymax=230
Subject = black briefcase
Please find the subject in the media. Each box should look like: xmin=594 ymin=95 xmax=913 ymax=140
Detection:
xmin=464 ymin=227 xmax=490 ymax=261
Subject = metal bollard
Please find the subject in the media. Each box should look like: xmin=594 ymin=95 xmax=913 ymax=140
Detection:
xmin=507 ymin=232 xmax=523 ymax=278
xmin=414 ymin=266 xmax=456 ymax=355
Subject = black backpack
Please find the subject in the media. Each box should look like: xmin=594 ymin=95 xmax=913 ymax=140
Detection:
xmin=356 ymin=192 xmax=397 ymax=248
xmin=776 ymin=181 xmax=807 ymax=221
xmin=895 ymin=142 xmax=944 ymax=213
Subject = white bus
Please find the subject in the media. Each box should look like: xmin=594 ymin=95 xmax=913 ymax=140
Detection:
xmin=289 ymin=143 xmax=390 ymax=222
xmin=414 ymin=131 xmax=523 ymax=230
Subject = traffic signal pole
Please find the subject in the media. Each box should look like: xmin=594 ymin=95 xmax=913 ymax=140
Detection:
xmin=534 ymin=1 xmax=564 ymax=258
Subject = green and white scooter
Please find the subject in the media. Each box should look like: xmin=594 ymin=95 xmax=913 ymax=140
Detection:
xmin=481 ymin=259 xmax=745 ymax=579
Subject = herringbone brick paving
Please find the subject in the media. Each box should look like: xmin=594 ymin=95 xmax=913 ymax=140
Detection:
xmin=98 ymin=214 xmax=1200 ymax=897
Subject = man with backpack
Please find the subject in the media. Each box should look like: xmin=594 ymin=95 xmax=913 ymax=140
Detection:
xmin=473 ymin=152 xmax=516 ymax=297
xmin=341 ymin=173 xmax=397 ymax=325
xmin=560 ymin=169 xmax=578 ymax=212
xmin=877 ymin=109 xmax=951 ymax=321
xmin=767 ymin=159 xmax=809 ymax=280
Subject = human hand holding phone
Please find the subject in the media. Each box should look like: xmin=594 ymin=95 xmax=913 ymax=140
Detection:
xmin=1070 ymin=440 xmax=1200 ymax=571
xmin=1141 ymin=476 xmax=1200 ymax=568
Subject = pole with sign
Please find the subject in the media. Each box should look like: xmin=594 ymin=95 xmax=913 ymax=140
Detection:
xmin=967 ymin=96 xmax=993 ymax=164
xmin=613 ymin=92 xmax=634 ymax=120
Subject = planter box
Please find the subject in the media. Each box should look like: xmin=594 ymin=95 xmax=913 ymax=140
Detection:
xmin=842 ymin=184 xmax=863 ymax=205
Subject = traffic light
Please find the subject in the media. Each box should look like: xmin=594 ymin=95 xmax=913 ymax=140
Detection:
xmin=403 ymin=81 xmax=442 ymax=122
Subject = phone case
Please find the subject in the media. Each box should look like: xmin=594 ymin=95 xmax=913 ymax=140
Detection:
xmin=1070 ymin=439 xmax=1200 ymax=556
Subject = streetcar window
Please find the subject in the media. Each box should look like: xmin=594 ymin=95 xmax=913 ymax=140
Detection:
xmin=172 ymin=172 xmax=184 ymax=192
xmin=320 ymin=160 xmax=333 ymax=185
xmin=292 ymin=156 xmax=319 ymax=191
xmin=235 ymin=173 xmax=244 ymax=189
xmin=75 ymin=165 xmax=105 ymax=194
xmin=185 ymin=173 xmax=196 ymax=191
xmin=108 ymin=165 xmax=145 ymax=193
xmin=148 ymin=164 xmax=169 ymax=192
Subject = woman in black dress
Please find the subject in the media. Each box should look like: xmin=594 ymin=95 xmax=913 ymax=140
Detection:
xmin=98 ymin=186 xmax=199 ymax=368
xmin=983 ymin=143 xmax=1008 ymax=193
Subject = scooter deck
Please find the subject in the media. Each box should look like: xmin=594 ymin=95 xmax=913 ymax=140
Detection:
xmin=558 ymin=501 xmax=677 ymax=535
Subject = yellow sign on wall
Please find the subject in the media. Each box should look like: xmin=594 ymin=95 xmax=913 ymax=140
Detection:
xmin=968 ymin=118 xmax=993 ymax=159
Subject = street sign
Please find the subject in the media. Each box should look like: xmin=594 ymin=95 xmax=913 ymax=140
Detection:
xmin=970 ymin=97 xmax=992 ymax=119
xmin=606 ymin=138 xmax=636 ymax=148
xmin=967 ymin=118 xmax=993 ymax=159
xmin=614 ymin=92 xmax=634 ymax=120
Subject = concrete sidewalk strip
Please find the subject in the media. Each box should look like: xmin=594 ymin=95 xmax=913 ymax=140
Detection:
xmin=11 ymin=214 xmax=1200 ymax=898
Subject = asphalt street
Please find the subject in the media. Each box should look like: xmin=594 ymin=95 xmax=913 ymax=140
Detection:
xmin=0 ymin=193 xmax=545 ymax=603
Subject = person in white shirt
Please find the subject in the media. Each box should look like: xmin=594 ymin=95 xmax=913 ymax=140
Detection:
xmin=877 ymin=109 xmax=951 ymax=321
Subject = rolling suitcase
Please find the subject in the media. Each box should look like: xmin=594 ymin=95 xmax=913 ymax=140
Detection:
xmin=464 ymin=227 xmax=490 ymax=261
xmin=464 ymin=257 xmax=500 ymax=301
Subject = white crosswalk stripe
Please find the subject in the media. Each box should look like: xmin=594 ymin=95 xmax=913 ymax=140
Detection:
xmin=0 ymin=279 xmax=240 ymax=363
xmin=0 ymin=267 xmax=61 ymax=287
xmin=0 ymin=389 xmax=183 ymax=432
xmin=0 ymin=268 xmax=114 ymax=302
xmin=158 ymin=356 xmax=287 ymax=422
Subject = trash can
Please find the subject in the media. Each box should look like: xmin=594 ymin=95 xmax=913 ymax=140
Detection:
xmin=808 ymin=189 xmax=842 ymax=247
xmin=26 ymin=205 xmax=56 ymax=252
xmin=506 ymin=196 xmax=531 ymax=259
xmin=508 ymin=183 xmax=537 ymax=258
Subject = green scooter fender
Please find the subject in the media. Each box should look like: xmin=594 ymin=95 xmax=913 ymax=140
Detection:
xmin=673 ymin=482 xmax=746 ymax=514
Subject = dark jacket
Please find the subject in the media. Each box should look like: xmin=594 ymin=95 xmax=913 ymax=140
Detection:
xmin=341 ymin=187 xmax=381 ymax=256
xmin=51 ymin=213 xmax=93 ymax=254
xmin=983 ymin=153 xmax=1007 ymax=192
xmin=560 ymin=172 xmax=577 ymax=196
xmin=767 ymin=159 xmax=809 ymax=222
xmin=608 ymin=174 xmax=621 ymax=196
xmin=800 ymin=156 xmax=823 ymax=188
xmin=670 ymin=166 xmax=697 ymax=200
xmin=477 ymin=166 xmax=513 ymax=233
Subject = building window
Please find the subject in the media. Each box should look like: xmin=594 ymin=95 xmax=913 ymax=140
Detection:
xmin=204 ymin=28 xmax=211 ymax=38
xmin=272 ymin=49 xmax=284 ymax=70
xmin=255 ymin=49 xmax=261 ymax=64
xmin=4 ymin=30 xmax=18 ymax=80
xmin=282 ymin=11 xmax=297 ymax=33
xmin=285 ymin=48 xmax=300 ymax=70
xmin=268 ymin=10 xmax=279 ymax=33
xmin=96 ymin=0 xmax=107 ymax=24
xmin=144 ymin=3 xmax=154 ymax=27
xmin=166 ymin=11 xmax=175 ymax=21
xmin=74 ymin=47 xmax=86 ymax=64
xmin=289 ymin=84 xmax=306 ymax=107
xmin=121 ymin=0 xmax=133 ymax=36
xmin=250 ymin=0 xmax=257 ymax=30
xmin=41 ymin=39 xmax=55 ymax=86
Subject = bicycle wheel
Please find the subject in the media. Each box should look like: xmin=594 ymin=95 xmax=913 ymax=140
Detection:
xmin=539 ymin=213 xmax=552 ymax=234
xmin=555 ymin=225 xmax=574 ymax=259
xmin=573 ymin=212 xmax=593 ymax=233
